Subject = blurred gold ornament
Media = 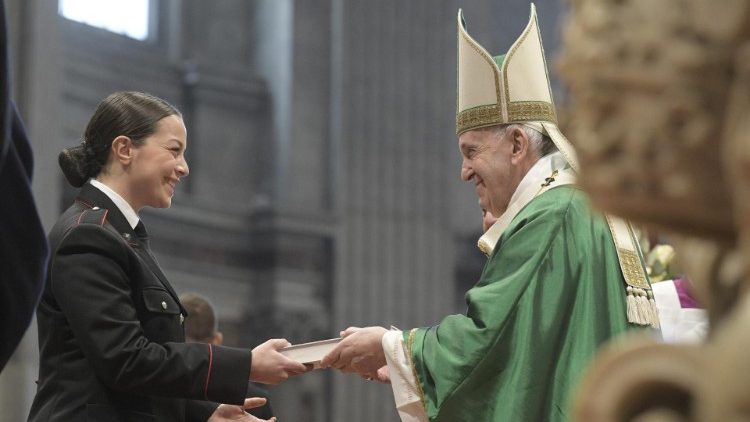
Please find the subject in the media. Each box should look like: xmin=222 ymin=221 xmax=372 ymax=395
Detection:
xmin=560 ymin=0 xmax=750 ymax=420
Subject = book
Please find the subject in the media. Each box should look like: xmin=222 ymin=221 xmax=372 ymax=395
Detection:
xmin=280 ymin=337 xmax=342 ymax=369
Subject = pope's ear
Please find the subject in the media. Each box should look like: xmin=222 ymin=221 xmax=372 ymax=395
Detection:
xmin=111 ymin=135 xmax=134 ymax=165
xmin=509 ymin=127 xmax=530 ymax=159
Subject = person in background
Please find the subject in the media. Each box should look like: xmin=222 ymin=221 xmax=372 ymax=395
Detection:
xmin=640 ymin=232 xmax=708 ymax=343
xmin=29 ymin=91 xmax=306 ymax=422
xmin=481 ymin=208 xmax=497 ymax=234
xmin=180 ymin=292 xmax=275 ymax=420
xmin=476 ymin=208 xmax=500 ymax=256
xmin=0 ymin=0 xmax=49 ymax=373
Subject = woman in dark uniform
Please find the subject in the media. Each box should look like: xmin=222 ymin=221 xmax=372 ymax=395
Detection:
xmin=29 ymin=91 xmax=306 ymax=422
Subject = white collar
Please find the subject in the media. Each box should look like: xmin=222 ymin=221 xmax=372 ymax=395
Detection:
xmin=507 ymin=151 xmax=569 ymax=209
xmin=477 ymin=152 xmax=574 ymax=256
xmin=89 ymin=179 xmax=140 ymax=230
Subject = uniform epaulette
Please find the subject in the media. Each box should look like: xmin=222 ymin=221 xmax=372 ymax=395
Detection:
xmin=75 ymin=207 xmax=109 ymax=227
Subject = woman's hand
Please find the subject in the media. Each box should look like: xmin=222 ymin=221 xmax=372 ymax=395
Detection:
xmin=250 ymin=339 xmax=309 ymax=384
xmin=208 ymin=398 xmax=276 ymax=422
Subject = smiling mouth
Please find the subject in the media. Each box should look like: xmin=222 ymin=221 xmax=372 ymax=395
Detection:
xmin=165 ymin=179 xmax=178 ymax=193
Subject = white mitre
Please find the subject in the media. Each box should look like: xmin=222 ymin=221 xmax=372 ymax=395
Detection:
xmin=456 ymin=4 xmax=579 ymax=172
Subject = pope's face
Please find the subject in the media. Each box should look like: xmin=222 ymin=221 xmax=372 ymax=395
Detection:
xmin=459 ymin=127 xmax=521 ymax=216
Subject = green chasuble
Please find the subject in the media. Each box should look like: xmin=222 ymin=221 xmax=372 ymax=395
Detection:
xmin=407 ymin=185 xmax=635 ymax=421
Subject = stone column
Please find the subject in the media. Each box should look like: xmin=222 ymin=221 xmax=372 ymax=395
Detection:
xmin=331 ymin=1 xmax=459 ymax=420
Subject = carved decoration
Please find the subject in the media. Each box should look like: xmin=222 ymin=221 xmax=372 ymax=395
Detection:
xmin=559 ymin=0 xmax=749 ymax=242
xmin=722 ymin=42 xmax=750 ymax=293
xmin=559 ymin=0 xmax=750 ymax=420
xmin=572 ymin=338 xmax=704 ymax=422
xmin=695 ymin=296 xmax=750 ymax=421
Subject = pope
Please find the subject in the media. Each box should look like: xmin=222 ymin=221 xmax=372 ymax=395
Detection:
xmin=322 ymin=4 xmax=657 ymax=421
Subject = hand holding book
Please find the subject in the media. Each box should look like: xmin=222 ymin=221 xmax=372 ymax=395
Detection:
xmin=319 ymin=326 xmax=389 ymax=379
xmin=250 ymin=339 xmax=309 ymax=384
xmin=279 ymin=337 xmax=343 ymax=369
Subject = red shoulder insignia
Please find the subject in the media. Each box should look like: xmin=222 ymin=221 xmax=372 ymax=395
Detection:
xmin=75 ymin=207 xmax=109 ymax=227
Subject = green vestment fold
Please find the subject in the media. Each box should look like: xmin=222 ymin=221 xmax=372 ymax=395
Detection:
xmin=407 ymin=185 xmax=636 ymax=421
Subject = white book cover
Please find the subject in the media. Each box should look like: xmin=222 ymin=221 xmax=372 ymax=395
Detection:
xmin=280 ymin=337 xmax=342 ymax=369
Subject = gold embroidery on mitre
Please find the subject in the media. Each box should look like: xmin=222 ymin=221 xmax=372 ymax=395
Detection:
xmin=456 ymin=104 xmax=504 ymax=135
xmin=456 ymin=101 xmax=557 ymax=135
xmin=508 ymin=101 xmax=557 ymax=123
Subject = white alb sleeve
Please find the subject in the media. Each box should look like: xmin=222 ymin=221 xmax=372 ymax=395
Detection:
xmin=382 ymin=330 xmax=429 ymax=422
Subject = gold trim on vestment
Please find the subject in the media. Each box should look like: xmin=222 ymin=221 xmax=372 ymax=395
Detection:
xmin=606 ymin=215 xmax=652 ymax=291
xmin=406 ymin=328 xmax=428 ymax=412
xmin=617 ymin=248 xmax=651 ymax=290
xmin=606 ymin=215 xmax=659 ymax=327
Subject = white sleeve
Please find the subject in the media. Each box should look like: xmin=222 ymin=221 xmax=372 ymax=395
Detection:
xmin=651 ymin=281 xmax=708 ymax=344
xmin=382 ymin=330 xmax=429 ymax=422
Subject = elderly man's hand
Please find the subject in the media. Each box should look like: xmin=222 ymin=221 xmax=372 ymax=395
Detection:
xmin=321 ymin=326 xmax=388 ymax=378
xmin=375 ymin=365 xmax=391 ymax=383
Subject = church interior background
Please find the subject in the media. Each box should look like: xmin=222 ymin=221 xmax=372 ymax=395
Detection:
xmin=0 ymin=0 xmax=567 ymax=420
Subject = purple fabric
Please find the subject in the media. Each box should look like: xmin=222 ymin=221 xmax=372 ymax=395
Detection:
xmin=673 ymin=278 xmax=701 ymax=309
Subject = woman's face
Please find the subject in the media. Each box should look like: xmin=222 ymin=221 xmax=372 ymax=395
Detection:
xmin=128 ymin=115 xmax=189 ymax=210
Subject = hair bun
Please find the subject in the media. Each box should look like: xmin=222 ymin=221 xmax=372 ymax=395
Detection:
xmin=58 ymin=145 xmax=89 ymax=188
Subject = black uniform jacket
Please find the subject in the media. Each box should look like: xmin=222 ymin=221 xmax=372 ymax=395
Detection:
xmin=28 ymin=183 xmax=251 ymax=422
xmin=0 ymin=0 xmax=48 ymax=372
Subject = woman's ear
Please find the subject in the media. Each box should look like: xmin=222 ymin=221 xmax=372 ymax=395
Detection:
xmin=111 ymin=136 xmax=134 ymax=165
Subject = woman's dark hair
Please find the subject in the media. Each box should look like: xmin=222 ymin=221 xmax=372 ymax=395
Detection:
xmin=59 ymin=91 xmax=182 ymax=187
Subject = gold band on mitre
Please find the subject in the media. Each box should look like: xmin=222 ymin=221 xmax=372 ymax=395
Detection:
xmin=457 ymin=102 xmax=557 ymax=135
